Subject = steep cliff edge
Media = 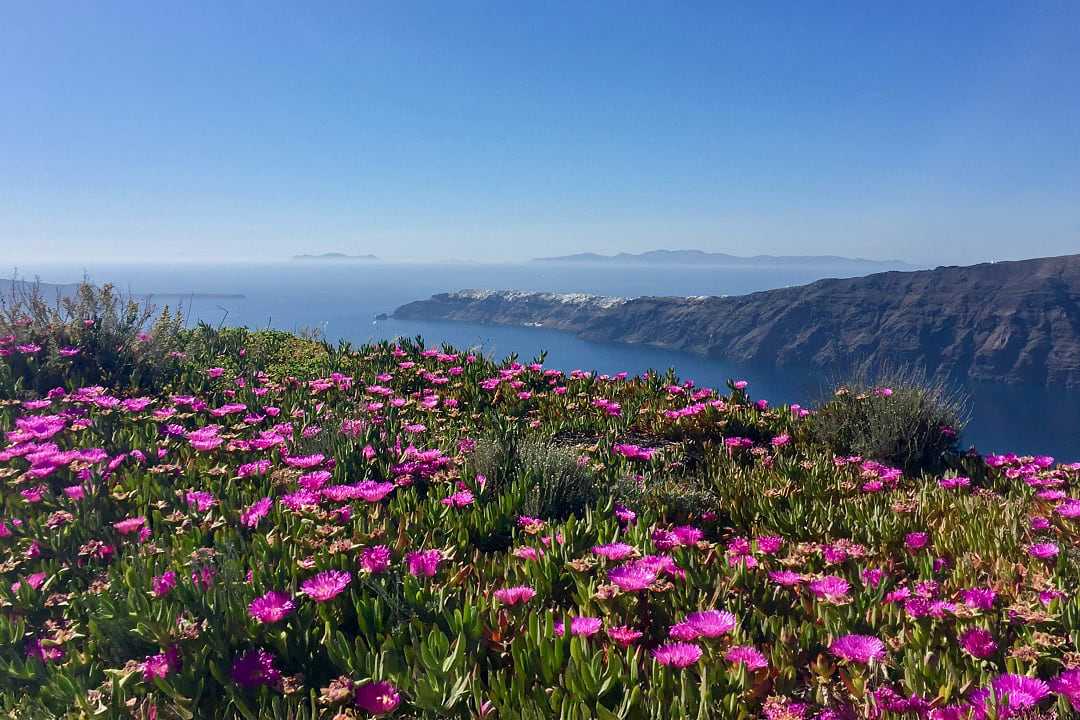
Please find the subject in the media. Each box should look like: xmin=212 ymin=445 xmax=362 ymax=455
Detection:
xmin=393 ymin=255 xmax=1080 ymax=388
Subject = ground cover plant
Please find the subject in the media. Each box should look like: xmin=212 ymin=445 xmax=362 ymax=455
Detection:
xmin=0 ymin=300 xmax=1079 ymax=718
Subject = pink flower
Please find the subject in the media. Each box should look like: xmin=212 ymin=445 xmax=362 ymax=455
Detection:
xmin=152 ymin=570 xmax=177 ymax=597
xmin=113 ymin=516 xmax=146 ymax=535
xmin=354 ymin=680 xmax=401 ymax=715
xmin=607 ymin=561 xmax=658 ymax=592
xmin=769 ymin=570 xmax=803 ymax=587
xmin=904 ymin=532 xmax=930 ymax=551
xmin=606 ymin=625 xmax=643 ymax=647
xmin=494 ymin=585 xmax=536 ymax=606
xmin=1028 ymin=542 xmax=1059 ymax=559
xmin=959 ymin=627 xmax=997 ymax=659
xmin=809 ymin=575 xmax=851 ymax=603
xmin=231 ymin=648 xmax=280 ymax=689
xmin=960 ymin=587 xmax=996 ymax=611
xmin=406 ymin=549 xmax=442 ymax=577
xmin=360 ymin=545 xmax=392 ymax=574
xmin=300 ymin=570 xmax=351 ymax=602
xmin=441 ymin=490 xmax=475 ymax=508
xmin=240 ymin=497 xmax=272 ymax=528
xmin=829 ymin=634 xmax=886 ymax=664
xmin=670 ymin=610 xmax=737 ymax=640
xmin=554 ymin=616 xmax=603 ymax=638
xmin=356 ymin=481 xmax=396 ymax=503
xmin=249 ymin=590 xmax=295 ymax=624
xmin=725 ymin=645 xmax=768 ymax=671
xmin=969 ymin=674 xmax=1050 ymax=717
xmin=592 ymin=542 xmax=636 ymax=561
xmin=142 ymin=645 xmax=181 ymax=681
xmin=653 ymin=642 xmax=702 ymax=668
xmin=1050 ymin=669 xmax=1080 ymax=711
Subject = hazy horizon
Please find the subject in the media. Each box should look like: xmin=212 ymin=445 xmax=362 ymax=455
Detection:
xmin=3 ymin=3 xmax=1079 ymax=266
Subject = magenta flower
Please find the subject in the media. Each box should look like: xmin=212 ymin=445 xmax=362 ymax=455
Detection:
xmin=1050 ymin=669 xmax=1080 ymax=711
xmin=142 ymin=645 xmax=181 ymax=681
xmin=184 ymin=490 xmax=216 ymax=512
xmin=1028 ymin=542 xmax=1059 ymax=560
xmin=969 ymin=674 xmax=1050 ymax=717
xmin=240 ymin=497 xmax=272 ymax=528
xmin=406 ymin=549 xmax=442 ymax=577
xmin=230 ymin=648 xmax=280 ymax=689
xmin=809 ymin=575 xmax=851 ymax=603
xmin=769 ymin=570 xmax=803 ymax=587
xmin=554 ymin=616 xmax=603 ymax=638
xmin=493 ymin=585 xmax=536 ymax=606
xmin=960 ymin=587 xmax=996 ymax=611
xmin=592 ymin=542 xmax=636 ymax=561
xmin=441 ymin=490 xmax=475 ymax=508
xmin=356 ymin=481 xmax=396 ymax=503
xmin=607 ymin=560 xmax=658 ymax=592
xmin=360 ymin=545 xmax=392 ymax=574
xmin=653 ymin=642 xmax=702 ymax=668
xmin=249 ymin=590 xmax=295 ymax=624
xmin=904 ymin=532 xmax=929 ymax=551
xmin=670 ymin=609 xmax=737 ymax=640
xmin=354 ymin=680 xmax=401 ymax=715
xmin=606 ymin=625 xmax=643 ymax=647
xmin=959 ymin=627 xmax=997 ymax=659
xmin=152 ymin=570 xmax=177 ymax=597
xmin=725 ymin=645 xmax=768 ymax=671
xmin=300 ymin=570 xmax=351 ymax=602
xmin=829 ymin=634 xmax=886 ymax=664
xmin=113 ymin=516 xmax=146 ymax=535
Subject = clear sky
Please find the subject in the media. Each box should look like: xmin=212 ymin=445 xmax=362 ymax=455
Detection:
xmin=2 ymin=2 xmax=1078 ymax=264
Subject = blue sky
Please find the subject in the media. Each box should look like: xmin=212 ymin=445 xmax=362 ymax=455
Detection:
xmin=1 ymin=2 xmax=1078 ymax=263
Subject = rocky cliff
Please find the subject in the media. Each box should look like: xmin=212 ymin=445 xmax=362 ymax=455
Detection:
xmin=393 ymin=255 xmax=1080 ymax=388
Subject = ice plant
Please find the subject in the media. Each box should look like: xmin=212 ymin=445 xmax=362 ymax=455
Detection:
xmin=653 ymin=643 xmax=703 ymax=668
xmin=829 ymin=634 xmax=886 ymax=665
xmin=231 ymin=648 xmax=281 ymax=689
xmin=554 ymin=616 xmax=603 ymax=638
xmin=405 ymin=549 xmax=442 ymax=577
xmin=249 ymin=590 xmax=295 ymax=623
xmin=354 ymin=680 xmax=401 ymax=715
xmin=493 ymin=585 xmax=536 ymax=606
xmin=299 ymin=570 xmax=351 ymax=602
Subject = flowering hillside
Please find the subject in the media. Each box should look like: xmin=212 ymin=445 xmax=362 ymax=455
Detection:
xmin=1 ymin=323 xmax=1079 ymax=719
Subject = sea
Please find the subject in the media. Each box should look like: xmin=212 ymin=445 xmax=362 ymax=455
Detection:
xmin=9 ymin=260 xmax=1078 ymax=461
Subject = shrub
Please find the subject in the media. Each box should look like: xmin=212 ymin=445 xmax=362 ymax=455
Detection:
xmin=517 ymin=439 xmax=598 ymax=520
xmin=0 ymin=277 xmax=185 ymax=396
xmin=809 ymin=363 xmax=969 ymax=474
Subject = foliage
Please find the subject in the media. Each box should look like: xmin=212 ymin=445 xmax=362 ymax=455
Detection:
xmin=0 ymin=278 xmax=185 ymax=397
xmin=0 ymin=330 xmax=1076 ymax=719
xmin=809 ymin=364 xmax=970 ymax=474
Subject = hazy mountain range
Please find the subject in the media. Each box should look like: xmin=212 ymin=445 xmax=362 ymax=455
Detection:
xmin=533 ymin=249 xmax=918 ymax=270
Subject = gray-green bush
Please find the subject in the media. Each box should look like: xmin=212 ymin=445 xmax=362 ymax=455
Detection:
xmin=809 ymin=364 xmax=969 ymax=475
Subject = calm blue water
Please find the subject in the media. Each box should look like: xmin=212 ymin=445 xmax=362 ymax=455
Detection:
xmin=10 ymin=261 xmax=1078 ymax=461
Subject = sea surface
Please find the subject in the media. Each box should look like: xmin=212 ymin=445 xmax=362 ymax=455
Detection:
xmin=9 ymin=260 xmax=1078 ymax=461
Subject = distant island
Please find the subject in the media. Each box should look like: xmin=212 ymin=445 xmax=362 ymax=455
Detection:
xmin=394 ymin=254 xmax=1080 ymax=388
xmin=292 ymin=252 xmax=379 ymax=261
xmin=534 ymin=249 xmax=916 ymax=271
